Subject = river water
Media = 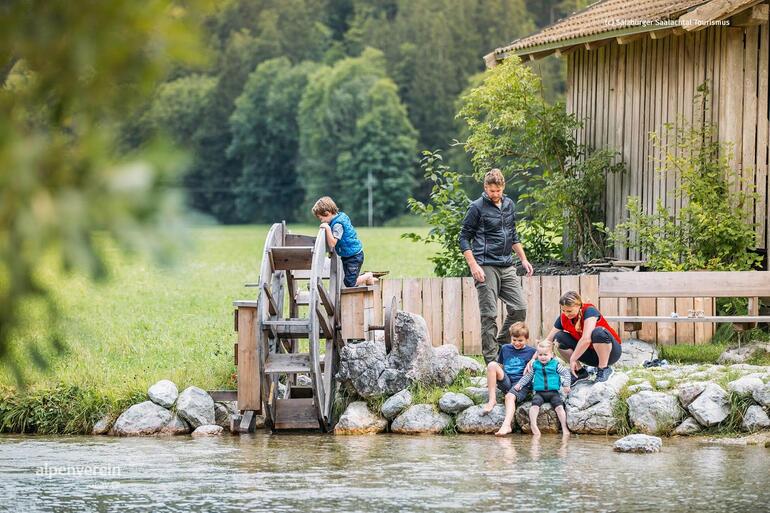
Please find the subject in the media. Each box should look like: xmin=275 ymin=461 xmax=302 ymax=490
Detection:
xmin=1 ymin=433 xmax=768 ymax=512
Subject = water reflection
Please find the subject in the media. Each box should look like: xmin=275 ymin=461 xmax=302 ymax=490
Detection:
xmin=0 ymin=434 xmax=768 ymax=512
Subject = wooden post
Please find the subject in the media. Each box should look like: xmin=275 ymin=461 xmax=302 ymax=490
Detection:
xmin=236 ymin=306 xmax=261 ymax=413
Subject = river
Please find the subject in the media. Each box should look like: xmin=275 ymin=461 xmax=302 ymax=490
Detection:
xmin=1 ymin=433 xmax=768 ymax=512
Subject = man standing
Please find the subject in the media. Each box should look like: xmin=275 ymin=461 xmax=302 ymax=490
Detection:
xmin=459 ymin=169 xmax=533 ymax=364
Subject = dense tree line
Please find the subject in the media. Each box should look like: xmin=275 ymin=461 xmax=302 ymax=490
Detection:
xmin=126 ymin=0 xmax=589 ymax=225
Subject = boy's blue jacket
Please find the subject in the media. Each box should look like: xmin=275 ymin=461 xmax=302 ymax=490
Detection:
xmin=329 ymin=212 xmax=362 ymax=257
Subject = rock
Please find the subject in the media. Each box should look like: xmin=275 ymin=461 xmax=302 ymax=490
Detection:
xmin=742 ymin=405 xmax=770 ymax=432
xmin=616 ymin=339 xmax=658 ymax=367
xmin=463 ymin=387 xmax=503 ymax=404
xmin=753 ymin=383 xmax=770 ymax=407
xmin=391 ymin=404 xmax=451 ymax=434
xmin=676 ymin=382 xmax=708 ymax=408
xmin=430 ymin=345 xmax=461 ymax=387
xmin=727 ymin=377 xmax=765 ymax=396
xmin=297 ymin=374 xmax=312 ymax=387
xmin=628 ymin=382 xmax=653 ymax=393
xmin=337 ymin=312 xmax=434 ymax=398
xmin=148 ymin=379 xmax=178 ymax=408
xmin=160 ymin=414 xmax=190 ymax=435
xmin=334 ymin=402 xmax=388 ymax=435
xmin=278 ymin=382 xmax=288 ymax=399
xmin=655 ymin=380 xmax=671 ymax=390
xmin=688 ymin=383 xmax=730 ymax=427
xmin=627 ymin=391 xmax=685 ymax=434
xmin=718 ymin=343 xmax=770 ymax=364
xmin=457 ymin=356 xmax=485 ymax=375
xmin=191 ymin=425 xmax=224 ymax=437
xmin=566 ymin=399 xmax=619 ymax=434
xmin=673 ymin=417 xmax=702 ymax=436
xmin=176 ymin=386 xmax=215 ymax=429
xmin=456 ymin=405 xmax=510 ymax=434
xmin=381 ymin=389 xmax=413 ymax=421
xmin=92 ymin=415 xmax=112 ymax=435
xmin=469 ymin=376 xmax=487 ymax=387
xmin=515 ymin=402 xmax=561 ymax=434
xmin=613 ymin=434 xmax=662 ymax=453
xmin=112 ymin=401 xmax=173 ymax=436
xmin=438 ymin=392 xmax=474 ymax=414
xmin=214 ymin=403 xmax=232 ymax=429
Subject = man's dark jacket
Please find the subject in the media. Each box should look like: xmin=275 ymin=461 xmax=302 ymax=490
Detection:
xmin=459 ymin=193 xmax=520 ymax=267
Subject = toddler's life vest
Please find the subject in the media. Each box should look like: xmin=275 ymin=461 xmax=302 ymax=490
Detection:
xmin=560 ymin=303 xmax=621 ymax=344
xmin=329 ymin=212 xmax=362 ymax=257
xmin=533 ymin=359 xmax=560 ymax=391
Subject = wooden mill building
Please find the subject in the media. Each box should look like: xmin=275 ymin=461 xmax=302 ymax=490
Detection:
xmin=486 ymin=0 xmax=770 ymax=263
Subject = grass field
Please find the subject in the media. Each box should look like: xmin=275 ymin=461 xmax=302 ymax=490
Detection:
xmin=1 ymin=225 xmax=439 ymax=399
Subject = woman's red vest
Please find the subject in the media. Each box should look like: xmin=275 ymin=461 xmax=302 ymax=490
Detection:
xmin=560 ymin=303 xmax=621 ymax=344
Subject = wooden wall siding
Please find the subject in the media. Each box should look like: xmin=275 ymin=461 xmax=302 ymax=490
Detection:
xmin=376 ymin=276 xmax=716 ymax=355
xmin=567 ymin=24 xmax=770 ymax=259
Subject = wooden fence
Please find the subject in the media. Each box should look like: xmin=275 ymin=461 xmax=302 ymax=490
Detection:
xmin=377 ymin=275 xmax=716 ymax=355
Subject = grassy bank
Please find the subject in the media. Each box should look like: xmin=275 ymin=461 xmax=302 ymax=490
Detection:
xmin=1 ymin=225 xmax=438 ymax=433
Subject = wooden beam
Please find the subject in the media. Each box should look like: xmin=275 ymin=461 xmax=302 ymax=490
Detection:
xmin=730 ymin=3 xmax=769 ymax=26
xmin=585 ymin=39 xmax=610 ymax=51
xmin=617 ymin=33 xmax=646 ymax=45
xmin=678 ymin=0 xmax=763 ymax=31
xmin=649 ymin=28 xmax=673 ymax=39
xmin=316 ymin=282 xmax=335 ymax=316
xmin=555 ymin=44 xmax=581 ymax=58
xmin=316 ymin=306 xmax=333 ymax=339
xmin=599 ymin=271 xmax=770 ymax=298
xmin=483 ymin=51 xmax=498 ymax=69
xmin=261 ymin=284 xmax=279 ymax=316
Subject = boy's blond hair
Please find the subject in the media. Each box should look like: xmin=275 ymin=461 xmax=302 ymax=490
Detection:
xmin=508 ymin=321 xmax=529 ymax=339
xmin=312 ymin=196 xmax=339 ymax=217
xmin=537 ymin=339 xmax=555 ymax=353
xmin=484 ymin=168 xmax=505 ymax=187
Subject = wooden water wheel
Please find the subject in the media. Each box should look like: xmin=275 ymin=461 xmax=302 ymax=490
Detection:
xmin=234 ymin=222 xmax=343 ymax=431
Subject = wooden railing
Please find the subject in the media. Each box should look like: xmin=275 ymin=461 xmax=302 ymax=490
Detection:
xmin=375 ymin=275 xmax=717 ymax=355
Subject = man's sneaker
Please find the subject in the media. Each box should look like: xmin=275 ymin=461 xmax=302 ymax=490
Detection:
xmin=571 ymin=367 xmax=590 ymax=386
xmin=595 ymin=366 xmax=614 ymax=383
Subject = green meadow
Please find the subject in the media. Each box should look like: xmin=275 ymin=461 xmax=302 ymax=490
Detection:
xmin=1 ymin=225 xmax=438 ymax=417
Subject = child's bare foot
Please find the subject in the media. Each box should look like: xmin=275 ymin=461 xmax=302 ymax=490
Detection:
xmin=531 ymin=427 xmax=541 ymax=437
xmin=562 ymin=430 xmax=571 ymax=440
xmin=482 ymin=401 xmax=496 ymax=415
xmin=495 ymin=426 xmax=512 ymax=436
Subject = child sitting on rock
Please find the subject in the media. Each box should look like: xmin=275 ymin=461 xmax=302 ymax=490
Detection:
xmin=481 ymin=321 xmax=536 ymax=436
xmin=514 ymin=340 xmax=571 ymax=437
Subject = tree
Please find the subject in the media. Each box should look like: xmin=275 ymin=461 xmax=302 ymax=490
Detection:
xmin=0 ymin=0 xmax=209 ymax=380
xmin=228 ymin=58 xmax=320 ymax=222
xmin=298 ymin=48 xmax=417 ymax=224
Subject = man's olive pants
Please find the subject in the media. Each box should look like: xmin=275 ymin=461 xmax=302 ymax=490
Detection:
xmin=475 ymin=265 xmax=527 ymax=364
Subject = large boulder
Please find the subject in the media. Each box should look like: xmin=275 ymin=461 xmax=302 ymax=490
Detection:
xmin=613 ymin=434 xmax=662 ymax=453
xmin=148 ymin=379 xmax=178 ymax=408
xmin=337 ymin=312 xmax=434 ymax=398
xmin=438 ymin=392 xmax=474 ymax=414
xmin=176 ymin=386 xmax=215 ymax=428
xmin=430 ymin=345 xmax=461 ymax=387
xmin=191 ymin=425 xmax=224 ymax=437
xmin=456 ymin=405 xmax=510 ymax=434
xmin=741 ymin=405 xmax=770 ymax=432
xmin=334 ymin=402 xmax=388 ymax=435
xmin=566 ymin=399 xmax=619 ymax=434
xmin=214 ymin=402 xmax=236 ymax=429
xmin=391 ymin=404 xmax=451 ymax=434
xmin=160 ymin=414 xmax=190 ymax=435
xmin=515 ymin=402 xmax=561 ymax=434
xmin=718 ymin=343 xmax=770 ymax=364
xmin=112 ymin=401 xmax=173 ymax=436
xmin=463 ymin=387 xmax=503 ymax=404
xmin=753 ymin=383 xmax=770 ymax=407
xmin=616 ymin=339 xmax=658 ymax=367
xmin=688 ymin=383 xmax=730 ymax=426
xmin=675 ymin=382 xmax=708 ymax=408
xmin=627 ymin=391 xmax=685 ymax=434
xmin=92 ymin=415 xmax=112 ymax=435
xmin=672 ymin=417 xmax=702 ymax=436
xmin=381 ymin=389 xmax=413 ymax=421
xmin=727 ymin=377 xmax=764 ymax=396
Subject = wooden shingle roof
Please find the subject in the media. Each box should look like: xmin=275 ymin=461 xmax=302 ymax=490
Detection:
xmin=494 ymin=0 xmax=710 ymax=57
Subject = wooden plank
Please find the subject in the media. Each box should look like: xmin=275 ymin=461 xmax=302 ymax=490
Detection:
xmin=675 ymin=297 xmax=695 ymax=344
xmin=629 ymin=39 xmax=642 ymax=260
xmin=606 ymin=42 xmax=617 ymax=233
xmin=656 ymin=298 xmax=676 ymax=345
xmin=316 ymin=282 xmax=334 ymax=317
xmin=560 ymin=275 xmax=580 ymax=298
xmin=579 ymin=275 xmax=599 ymax=306
xmin=721 ymin=27 xmax=745 ymax=196
xmin=237 ymin=306 xmax=261 ymax=412
xmin=422 ymin=278 xmax=443 ymax=347
xmin=442 ymin=278 xmax=463 ymax=351
xmin=680 ymin=0 xmax=763 ymax=31
xmin=381 ymin=278 xmax=402 ymax=310
xmin=462 ymin=278 xmax=482 ymax=355
xmin=340 ymin=291 xmax=364 ymax=340
xmin=262 ymin=284 xmax=279 ymax=316
xmin=756 ymin=23 xmax=769 ymax=248
xmin=540 ymin=276 xmax=561 ymax=339
xmin=264 ymin=353 xmax=311 ymax=374
xmin=270 ymin=247 xmax=313 ymax=271
xmin=743 ymin=26 xmax=759 ymax=224
xmin=522 ymin=276 xmax=541 ymax=342
xmin=273 ymin=398 xmax=318 ymax=430
xmin=615 ymin=43 xmax=628 ymax=258
xmin=599 ymin=271 xmax=770 ymax=297
xmin=638 ymin=297 xmax=658 ymax=343
xmin=693 ymin=297 xmax=708 ymax=344
xmin=599 ymin=296 xmax=620 ymax=335
xmin=604 ymin=315 xmax=770 ymax=322
xmin=402 ymin=278 xmax=422 ymax=315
